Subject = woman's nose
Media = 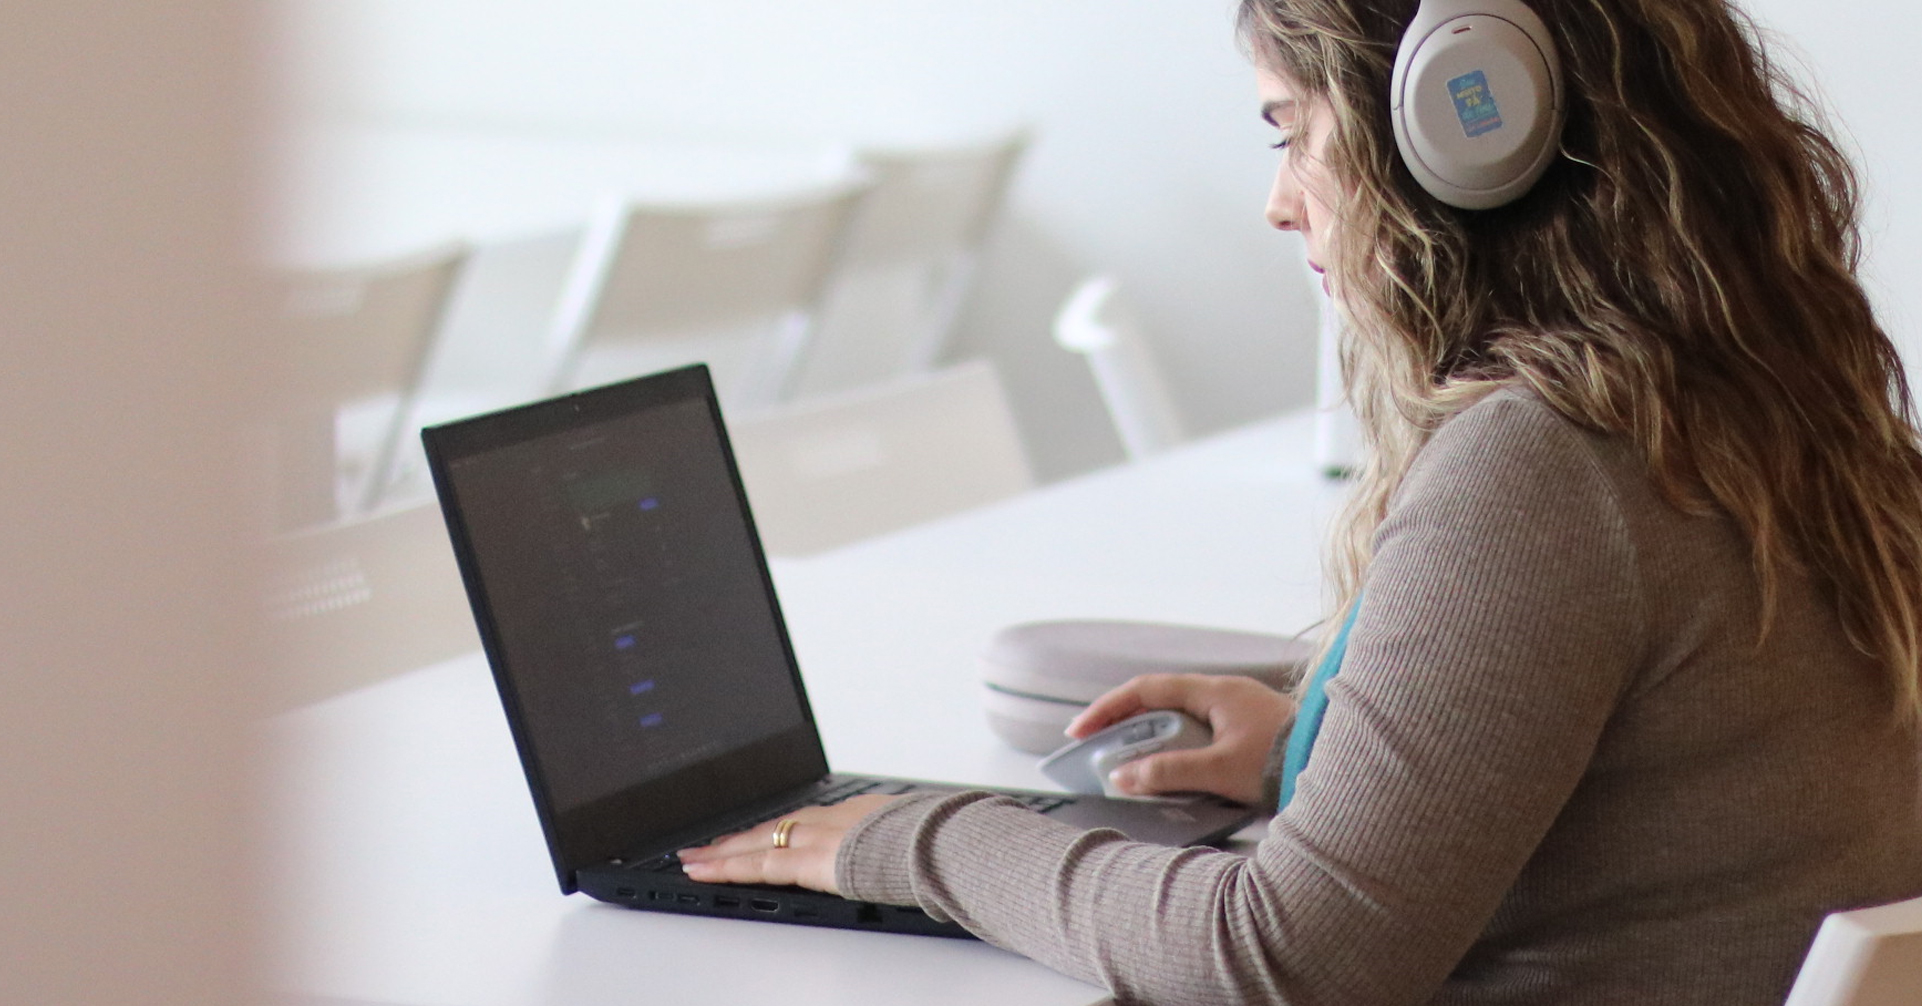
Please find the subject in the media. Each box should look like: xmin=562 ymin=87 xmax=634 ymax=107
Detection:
xmin=1267 ymin=171 xmax=1300 ymax=232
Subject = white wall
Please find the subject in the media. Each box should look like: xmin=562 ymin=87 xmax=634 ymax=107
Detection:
xmin=0 ymin=3 xmax=264 ymax=1005
xmin=1744 ymin=0 xmax=1922 ymax=371
xmin=277 ymin=0 xmax=1922 ymax=479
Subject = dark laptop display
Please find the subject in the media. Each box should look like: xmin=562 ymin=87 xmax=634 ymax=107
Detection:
xmin=422 ymin=365 xmax=1253 ymax=938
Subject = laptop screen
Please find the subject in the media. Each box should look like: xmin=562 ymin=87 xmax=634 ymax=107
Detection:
xmin=424 ymin=366 xmax=828 ymax=888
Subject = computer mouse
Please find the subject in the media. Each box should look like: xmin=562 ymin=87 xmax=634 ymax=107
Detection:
xmin=1038 ymin=710 xmax=1213 ymax=797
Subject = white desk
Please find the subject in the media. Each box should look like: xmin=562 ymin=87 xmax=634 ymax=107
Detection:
xmin=267 ymin=409 xmax=1346 ymax=1006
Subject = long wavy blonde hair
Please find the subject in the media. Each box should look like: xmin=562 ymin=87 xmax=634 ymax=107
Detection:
xmin=1239 ymin=0 xmax=1922 ymax=720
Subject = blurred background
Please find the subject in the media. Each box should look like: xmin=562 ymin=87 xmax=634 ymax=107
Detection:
xmin=266 ymin=0 xmax=1319 ymax=492
xmin=264 ymin=0 xmax=1922 ymax=486
xmin=6 ymin=2 xmax=1919 ymax=1005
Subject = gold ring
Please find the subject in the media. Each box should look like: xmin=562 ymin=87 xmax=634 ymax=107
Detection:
xmin=771 ymin=818 xmax=798 ymax=850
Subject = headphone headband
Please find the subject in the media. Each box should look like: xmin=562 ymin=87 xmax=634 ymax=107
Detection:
xmin=1389 ymin=0 xmax=1564 ymax=209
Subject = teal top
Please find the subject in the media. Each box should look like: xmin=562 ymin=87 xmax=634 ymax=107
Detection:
xmin=1277 ymin=600 xmax=1361 ymax=811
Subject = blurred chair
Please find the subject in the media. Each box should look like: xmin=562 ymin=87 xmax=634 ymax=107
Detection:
xmin=729 ymin=359 xmax=1034 ymax=556
xmin=1784 ymin=894 xmax=1922 ymax=1006
xmin=272 ymin=242 xmax=468 ymax=529
xmin=1052 ymin=276 xmax=1186 ymax=462
xmin=786 ymin=134 xmax=1026 ymax=399
xmin=376 ymin=229 xmax=582 ymax=508
xmin=545 ymin=181 xmax=867 ymax=410
xmin=260 ymin=501 xmax=478 ymax=711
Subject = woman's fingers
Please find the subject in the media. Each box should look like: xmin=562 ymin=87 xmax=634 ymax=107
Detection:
xmin=1099 ymin=742 xmax=1230 ymax=800
xmin=677 ymin=818 xmax=790 ymax=862
xmin=681 ymin=844 xmax=809 ymax=887
xmin=676 ymin=794 xmax=901 ymax=894
xmin=1075 ymin=675 xmax=1296 ymax=805
xmin=691 ymin=825 xmax=843 ymax=890
xmin=1067 ymin=674 xmax=1192 ymax=738
xmin=680 ymin=818 xmax=831 ymax=890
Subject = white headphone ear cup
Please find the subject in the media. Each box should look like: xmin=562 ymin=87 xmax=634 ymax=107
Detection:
xmin=1390 ymin=0 xmax=1563 ymax=209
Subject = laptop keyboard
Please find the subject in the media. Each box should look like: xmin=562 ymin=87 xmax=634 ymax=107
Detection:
xmin=628 ymin=780 xmax=1073 ymax=874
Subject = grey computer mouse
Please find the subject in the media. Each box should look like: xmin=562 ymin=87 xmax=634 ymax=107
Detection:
xmin=1038 ymin=710 xmax=1213 ymax=797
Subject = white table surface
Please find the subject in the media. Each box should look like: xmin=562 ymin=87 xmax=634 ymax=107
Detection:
xmin=266 ymin=408 xmax=1347 ymax=1006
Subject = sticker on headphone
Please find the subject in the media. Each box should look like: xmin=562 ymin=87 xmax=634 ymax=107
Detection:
xmin=1448 ymin=70 xmax=1504 ymax=138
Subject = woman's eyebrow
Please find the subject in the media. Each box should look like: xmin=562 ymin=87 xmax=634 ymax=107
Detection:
xmin=1260 ymin=99 xmax=1297 ymax=127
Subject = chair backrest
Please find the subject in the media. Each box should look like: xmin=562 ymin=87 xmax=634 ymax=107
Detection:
xmin=728 ymin=359 xmax=1034 ymax=556
xmin=786 ymin=134 xmax=1027 ymax=399
xmin=546 ymin=181 xmax=867 ymax=409
xmin=280 ymin=243 xmax=468 ymax=409
xmin=260 ymin=501 xmax=478 ymax=711
xmin=1053 ymin=276 xmax=1186 ymax=461
xmin=272 ymin=243 xmax=469 ymax=525
xmin=838 ymin=134 xmax=1026 ymax=270
xmin=1785 ymin=894 xmax=1922 ymax=1006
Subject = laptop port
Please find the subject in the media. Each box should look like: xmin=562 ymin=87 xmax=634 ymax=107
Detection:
xmin=615 ymin=887 xmax=637 ymax=899
xmin=750 ymin=899 xmax=779 ymax=913
xmin=855 ymin=903 xmax=883 ymax=925
xmin=676 ymin=894 xmax=699 ymax=905
xmin=714 ymin=895 xmax=740 ymax=909
xmin=792 ymin=906 xmax=819 ymax=919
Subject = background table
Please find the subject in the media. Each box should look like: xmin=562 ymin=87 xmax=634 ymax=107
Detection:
xmin=266 ymin=408 xmax=1347 ymax=1006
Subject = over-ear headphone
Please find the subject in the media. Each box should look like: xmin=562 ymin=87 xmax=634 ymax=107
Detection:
xmin=1390 ymin=0 xmax=1564 ymax=209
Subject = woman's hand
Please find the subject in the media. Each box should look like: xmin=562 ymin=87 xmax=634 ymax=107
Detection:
xmin=676 ymin=793 xmax=903 ymax=894
xmin=1065 ymin=673 xmax=1295 ymax=805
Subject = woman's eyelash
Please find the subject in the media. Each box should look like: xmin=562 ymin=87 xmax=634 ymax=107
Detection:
xmin=1270 ymin=138 xmax=1292 ymax=151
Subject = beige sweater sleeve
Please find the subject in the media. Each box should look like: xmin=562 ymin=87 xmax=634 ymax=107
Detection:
xmin=833 ymin=393 xmax=1647 ymax=1005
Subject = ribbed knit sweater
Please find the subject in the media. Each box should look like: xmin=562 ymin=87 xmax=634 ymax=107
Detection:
xmin=833 ymin=389 xmax=1922 ymax=1005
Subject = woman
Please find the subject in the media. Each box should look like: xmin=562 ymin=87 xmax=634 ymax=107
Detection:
xmin=680 ymin=0 xmax=1922 ymax=1001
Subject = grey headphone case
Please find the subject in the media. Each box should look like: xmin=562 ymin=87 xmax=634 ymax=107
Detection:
xmin=979 ymin=619 xmax=1317 ymax=754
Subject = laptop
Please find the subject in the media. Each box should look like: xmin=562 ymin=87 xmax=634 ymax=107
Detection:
xmin=420 ymin=364 xmax=1255 ymax=938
